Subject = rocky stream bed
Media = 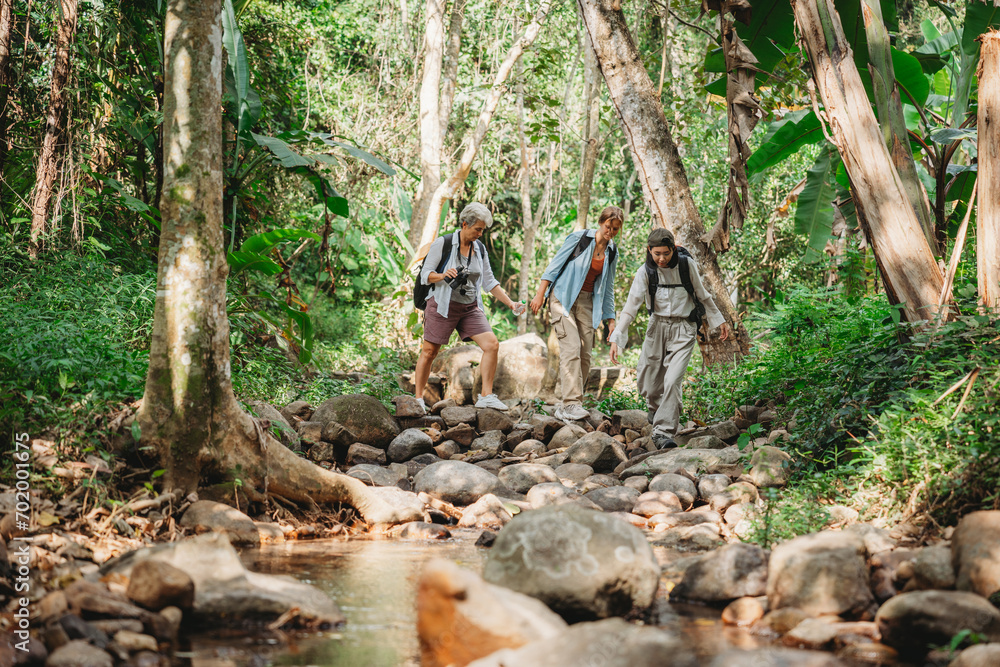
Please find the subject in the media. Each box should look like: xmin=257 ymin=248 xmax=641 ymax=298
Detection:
xmin=4 ymin=391 xmax=1000 ymax=666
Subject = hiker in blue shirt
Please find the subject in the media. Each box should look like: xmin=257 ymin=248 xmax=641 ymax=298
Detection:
xmin=530 ymin=206 xmax=623 ymax=422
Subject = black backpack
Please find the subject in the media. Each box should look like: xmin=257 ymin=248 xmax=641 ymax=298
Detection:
xmin=545 ymin=232 xmax=617 ymax=306
xmin=645 ymin=246 xmax=706 ymax=332
xmin=413 ymin=234 xmax=484 ymax=311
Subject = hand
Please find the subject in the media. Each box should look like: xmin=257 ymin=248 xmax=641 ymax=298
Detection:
xmin=718 ymin=322 xmax=731 ymax=341
xmin=606 ymin=319 xmax=616 ymax=336
xmin=529 ymin=293 xmax=544 ymax=315
xmin=512 ymin=302 xmax=526 ymax=316
xmin=443 ymin=268 xmax=458 ymax=280
xmin=610 ymin=342 xmax=620 ymax=365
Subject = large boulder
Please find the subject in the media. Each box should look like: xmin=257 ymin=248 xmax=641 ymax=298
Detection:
xmin=102 ymin=533 xmax=343 ymax=627
xmin=767 ymin=531 xmax=874 ymax=618
xmin=498 ymin=464 xmax=560 ymax=494
xmin=875 ymin=590 xmax=1000 ymax=652
xmin=952 ymin=511 xmax=1000 ymax=598
xmin=564 ymin=432 xmax=626 ymax=473
xmin=414 ymin=461 xmax=507 ymax=506
xmin=417 ymin=558 xmax=566 ymax=667
xmin=311 ymin=394 xmax=399 ymax=448
xmin=472 ymin=333 xmax=550 ymax=401
xmin=432 ymin=344 xmax=481 ymax=404
xmin=670 ymin=543 xmax=768 ymax=602
xmin=466 ymin=618 xmax=694 ymax=667
xmin=483 ymin=505 xmax=660 ymax=621
xmin=951 ymin=644 xmax=1000 ymax=667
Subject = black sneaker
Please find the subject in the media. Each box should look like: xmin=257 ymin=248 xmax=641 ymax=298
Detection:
xmin=652 ymin=434 xmax=677 ymax=450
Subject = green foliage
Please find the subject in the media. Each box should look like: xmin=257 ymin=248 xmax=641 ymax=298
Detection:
xmin=744 ymin=486 xmax=833 ymax=548
xmin=595 ymin=388 xmax=646 ymax=414
xmin=0 ymin=249 xmax=155 ymax=442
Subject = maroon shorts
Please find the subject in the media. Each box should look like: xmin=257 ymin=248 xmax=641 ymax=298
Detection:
xmin=424 ymin=298 xmax=492 ymax=344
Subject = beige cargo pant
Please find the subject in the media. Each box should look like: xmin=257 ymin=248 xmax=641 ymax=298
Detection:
xmin=551 ymin=292 xmax=594 ymax=406
xmin=638 ymin=315 xmax=698 ymax=438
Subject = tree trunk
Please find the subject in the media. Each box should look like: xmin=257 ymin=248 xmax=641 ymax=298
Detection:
xmin=792 ymin=0 xmax=945 ymax=324
xmin=516 ymin=70 xmax=536 ymax=335
xmin=576 ymin=22 xmax=601 ymax=230
xmin=978 ymin=31 xmax=1000 ymax=312
xmin=438 ymin=0 xmax=465 ymax=149
xmin=29 ymin=0 xmax=78 ymax=258
xmin=409 ymin=0 xmax=446 ymax=255
xmin=0 ymin=0 xmax=14 ymax=180
xmin=137 ymin=0 xmax=420 ymax=527
xmin=400 ymin=0 xmax=413 ymax=56
xmin=860 ymin=0 xmax=937 ymax=255
xmin=417 ymin=0 xmax=552 ymax=256
xmin=576 ymin=0 xmax=748 ymax=364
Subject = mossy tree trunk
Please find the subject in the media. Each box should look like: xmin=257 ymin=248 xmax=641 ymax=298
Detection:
xmin=136 ymin=0 xmax=420 ymax=527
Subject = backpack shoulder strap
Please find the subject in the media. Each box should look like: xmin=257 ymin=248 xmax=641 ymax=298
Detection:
xmin=568 ymin=232 xmax=593 ymax=261
xmin=475 ymin=239 xmax=486 ymax=260
xmin=645 ymin=261 xmax=658 ymax=309
xmin=435 ymin=235 xmax=454 ymax=273
xmin=677 ymin=252 xmax=694 ymax=297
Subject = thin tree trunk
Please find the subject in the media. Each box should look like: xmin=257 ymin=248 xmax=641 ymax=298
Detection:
xmin=0 ymin=0 xmax=14 ymax=180
xmin=438 ymin=0 xmax=465 ymax=151
xmin=576 ymin=0 xmax=748 ymax=364
xmin=417 ymin=0 xmax=553 ymax=256
xmin=792 ymin=0 xmax=945 ymax=323
xmin=978 ymin=31 xmax=1000 ymax=312
xmin=517 ymin=69 xmax=536 ymax=335
xmin=29 ymin=0 xmax=78 ymax=258
xmin=576 ymin=22 xmax=600 ymax=231
xmin=861 ymin=0 xmax=937 ymax=255
xmin=400 ymin=0 xmax=413 ymax=56
xmin=137 ymin=0 xmax=419 ymax=527
xmin=409 ymin=0 xmax=446 ymax=255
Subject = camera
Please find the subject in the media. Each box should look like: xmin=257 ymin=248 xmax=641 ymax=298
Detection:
xmin=444 ymin=267 xmax=471 ymax=289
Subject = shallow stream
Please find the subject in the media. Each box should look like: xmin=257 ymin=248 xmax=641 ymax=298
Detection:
xmin=181 ymin=529 xmax=772 ymax=666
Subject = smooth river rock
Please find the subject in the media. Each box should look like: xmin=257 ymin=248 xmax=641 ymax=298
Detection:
xmin=671 ymin=543 xmax=769 ymax=602
xmin=498 ymin=463 xmax=560 ymax=494
xmin=876 ymin=590 xmax=1000 ymax=652
xmin=311 ymin=394 xmax=399 ymax=447
xmin=952 ymin=511 xmax=1000 ymax=598
xmin=483 ymin=505 xmax=660 ymax=622
xmin=387 ymin=428 xmax=435 ymax=463
xmin=413 ymin=460 xmax=507 ymax=506
xmin=417 ymin=558 xmax=567 ymax=667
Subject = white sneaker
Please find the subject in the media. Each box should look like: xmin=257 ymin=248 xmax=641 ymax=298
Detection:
xmin=553 ymin=406 xmax=570 ymax=422
xmin=475 ymin=393 xmax=509 ymax=411
xmin=416 ymin=397 xmax=428 ymax=414
xmin=563 ymin=404 xmax=591 ymax=421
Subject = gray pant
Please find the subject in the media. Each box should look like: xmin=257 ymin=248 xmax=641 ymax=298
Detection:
xmin=638 ymin=315 xmax=697 ymax=438
xmin=551 ymin=292 xmax=594 ymax=406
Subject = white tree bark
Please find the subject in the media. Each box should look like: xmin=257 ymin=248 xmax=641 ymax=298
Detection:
xmin=978 ymin=30 xmax=1000 ymax=311
xmin=438 ymin=0 xmax=466 ymax=150
xmin=417 ymin=0 xmax=553 ymax=256
xmin=792 ymin=0 xmax=945 ymax=323
xmin=576 ymin=0 xmax=747 ymax=363
xmin=409 ymin=0 xmax=446 ymax=253
xmin=576 ymin=19 xmax=601 ymax=230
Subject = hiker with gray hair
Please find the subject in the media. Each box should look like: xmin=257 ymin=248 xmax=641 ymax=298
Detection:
xmin=609 ymin=228 xmax=731 ymax=449
xmin=413 ymin=203 xmax=526 ymax=413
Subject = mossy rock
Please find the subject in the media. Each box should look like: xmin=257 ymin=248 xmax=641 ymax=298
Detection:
xmin=311 ymin=394 xmax=400 ymax=448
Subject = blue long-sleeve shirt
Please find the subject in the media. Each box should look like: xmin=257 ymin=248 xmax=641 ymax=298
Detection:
xmin=540 ymin=229 xmax=617 ymax=329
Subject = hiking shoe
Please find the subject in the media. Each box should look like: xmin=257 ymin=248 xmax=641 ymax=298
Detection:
xmin=475 ymin=393 xmax=509 ymax=411
xmin=553 ymin=406 xmax=570 ymax=422
xmin=417 ymin=397 xmax=428 ymax=414
xmin=652 ymin=434 xmax=677 ymax=450
xmin=563 ymin=404 xmax=590 ymax=421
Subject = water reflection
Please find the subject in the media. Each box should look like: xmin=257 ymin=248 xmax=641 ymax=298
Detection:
xmin=184 ymin=532 xmax=768 ymax=666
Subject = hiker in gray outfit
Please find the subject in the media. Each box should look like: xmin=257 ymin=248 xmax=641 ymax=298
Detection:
xmin=609 ymin=228 xmax=731 ymax=449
